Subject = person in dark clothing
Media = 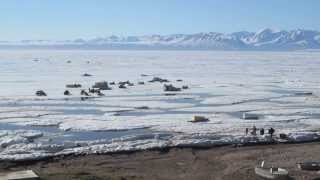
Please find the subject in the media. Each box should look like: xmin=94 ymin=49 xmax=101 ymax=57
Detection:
xmin=260 ymin=128 xmax=264 ymax=135
xmin=251 ymin=125 xmax=257 ymax=135
xmin=268 ymin=128 xmax=275 ymax=138
xmin=245 ymin=128 xmax=249 ymax=135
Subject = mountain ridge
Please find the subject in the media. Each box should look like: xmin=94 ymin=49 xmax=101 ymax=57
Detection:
xmin=1 ymin=28 xmax=320 ymax=50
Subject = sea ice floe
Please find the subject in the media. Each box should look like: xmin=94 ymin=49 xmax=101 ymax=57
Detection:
xmin=287 ymin=132 xmax=320 ymax=142
xmin=0 ymin=110 xmax=57 ymax=119
xmin=90 ymin=97 xmax=195 ymax=109
xmin=1 ymin=50 xmax=320 ymax=161
xmin=58 ymin=114 xmax=196 ymax=132
xmin=250 ymin=107 xmax=320 ymax=116
xmin=0 ymin=130 xmax=43 ymax=148
xmin=180 ymin=101 xmax=281 ymax=113
xmin=270 ymin=96 xmax=319 ymax=105
xmin=1 ymin=95 xmax=197 ymax=111
xmin=200 ymin=90 xmax=280 ymax=105
xmin=1 ymin=130 xmax=320 ymax=161
xmin=55 ymin=112 xmax=312 ymax=135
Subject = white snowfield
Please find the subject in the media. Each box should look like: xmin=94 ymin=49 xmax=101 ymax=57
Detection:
xmin=0 ymin=50 xmax=320 ymax=161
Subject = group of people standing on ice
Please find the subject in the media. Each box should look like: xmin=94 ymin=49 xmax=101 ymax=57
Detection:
xmin=245 ymin=126 xmax=275 ymax=137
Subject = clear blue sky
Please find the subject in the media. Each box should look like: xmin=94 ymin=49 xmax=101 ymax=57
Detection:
xmin=0 ymin=0 xmax=319 ymax=40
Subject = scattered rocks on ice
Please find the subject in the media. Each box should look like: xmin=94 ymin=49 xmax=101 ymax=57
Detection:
xmin=88 ymin=88 xmax=97 ymax=93
xmin=118 ymin=81 xmax=134 ymax=87
xmin=66 ymin=83 xmax=82 ymax=88
xmin=149 ymin=77 xmax=169 ymax=83
xmin=82 ymin=73 xmax=92 ymax=77
xmin=80 ymin=90 xmax=90 ymax=96
xmin=164 ymin=84 xmax=181 ymax=92
xmin=35 ymin=90 xmax=47 ymax=96
xmin=182 ymin=85 xmax=189 ymax=89
xmin=118 ymin=84 xmax=127 ymax=89
xmin=134 ymin=106 xmax=150 ymax=110
xmin=64 ymin=90 xmax=71 ymax=96
xmin=92 ymin=81 xmax=111 ymax=90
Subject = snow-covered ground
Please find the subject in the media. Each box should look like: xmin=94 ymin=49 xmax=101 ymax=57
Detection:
xmin=0 ymin=50 xmax=320 ymax=161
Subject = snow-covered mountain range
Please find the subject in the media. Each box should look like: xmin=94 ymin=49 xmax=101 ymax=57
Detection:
xmin=1 ymin=28 xmax=320 ymax=50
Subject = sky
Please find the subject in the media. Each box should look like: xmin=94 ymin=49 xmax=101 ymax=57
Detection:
xmin=0 ymin=0 xmax=319 ymax=41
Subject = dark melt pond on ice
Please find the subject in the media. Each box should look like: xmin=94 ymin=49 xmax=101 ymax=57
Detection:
xmin=0 ymin=122 xmax=156 ymax=145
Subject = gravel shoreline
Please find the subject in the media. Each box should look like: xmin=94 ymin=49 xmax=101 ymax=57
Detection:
xmin=1 ymin=142 xmax=320 ymax=180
